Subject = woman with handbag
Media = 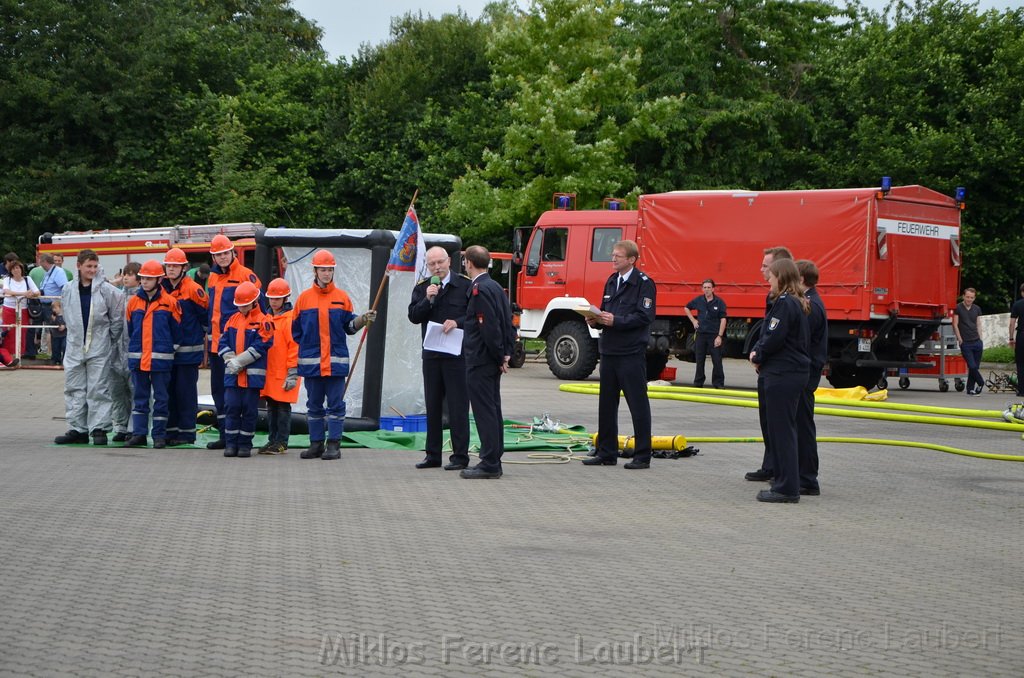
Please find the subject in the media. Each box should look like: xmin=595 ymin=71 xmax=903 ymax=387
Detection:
xmin=1 ymin=260 xmax=40 ymax=366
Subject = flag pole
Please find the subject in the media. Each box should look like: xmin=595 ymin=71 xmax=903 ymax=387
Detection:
xmin=344 ymin=190 xmax=420 ymax=397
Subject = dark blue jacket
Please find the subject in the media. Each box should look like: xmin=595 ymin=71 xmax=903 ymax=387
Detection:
xmin=686 ymin=294 xmax=727 ymax=336
xmin=598 ymin=268 xmax=656 ymax=356
xmin=464 ymin=273 xmax=514 ymax=368
xmin=752 ymin=293 xmax=810 ymax=377
xmin=408 ymin=274 xmax=470 ymax=360
xmin=806 ymin=288 xmax=828 ymax=375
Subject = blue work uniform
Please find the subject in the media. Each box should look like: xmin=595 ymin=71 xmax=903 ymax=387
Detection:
xmin=751 ymin=293 xmax=810 ymax=498
xmin=796 ymin=287 xmax=828 ymax=493
xmin=686 ymin=293 xmax=728 ymax=388
xmin=595 ymin=268 xmax=657 ymax=464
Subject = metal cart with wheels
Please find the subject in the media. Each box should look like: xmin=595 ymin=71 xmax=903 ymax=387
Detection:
xmin=887 ymin=326 xmax=967 ymax=392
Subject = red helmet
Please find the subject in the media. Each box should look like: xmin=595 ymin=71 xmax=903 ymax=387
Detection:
xmin=311 ymin=249 xmax=336 ymax=268
xmin=163 ymin=247 xmax=188 ymax=265
xmin=138 ymin=260 xmax=165 ymax=278
xmin=233 ymin=281 xmax=260 ymax=306
xmin=266 ymin=278 xmax=291 ymax=298
xmin=210 ymin=234 xmax=234 ymax=254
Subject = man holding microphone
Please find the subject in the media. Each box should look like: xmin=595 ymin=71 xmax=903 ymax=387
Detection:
xmin=408 ymin=246 xmax=471 ymax=471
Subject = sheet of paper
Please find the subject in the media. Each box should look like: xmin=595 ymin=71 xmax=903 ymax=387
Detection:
xmin=423 ymin=321 xmax=464 ymax=355
xmin=574 ymin=303 xmax=601 ymax=319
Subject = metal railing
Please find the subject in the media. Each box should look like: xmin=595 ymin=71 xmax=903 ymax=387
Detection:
xmin=0 ymin=295 xmax=63 ymax=369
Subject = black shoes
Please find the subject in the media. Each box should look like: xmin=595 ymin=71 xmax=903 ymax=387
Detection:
xmin=321 ymin=440 xmax=341 ymax=460
xmin=152 ymin=438 xmax=166 ymax=449
xmin=460 ymin=466 xmax=502 ymax=479
xmin=745 ymin=468 xmax=774 ymax=481
xmin=112 ymin=431 xmax=129 ymax=443
xmin=301 ymin=441 xmax=325 ymax=459
xmin=124 ymin=435 xmax=148 ymax=448
xmin=757 ymin=489 xmax=799 ymax=503
xmin=164 ymin=439 xmax=188 ymax=447
xmin=444 ymin=462 xmax=468 ymax=471
xmin=91 ymin=429 xmax=107 ymax=446
xmin=800 ymin=486 xmax=821 ymax=496
xmin=224 ymin=447 xmax=238 ymax=458
xmin=207 ymin=439 xmax=226 ymax=450
xmin=237 ymin=448 xmax=251 ymax=458
xmin=624 ymin=460 xmax=650 ymax=470
xmin=415 ymin=459 xmax=442 ymax=469
xmin=55 ymin=429 xmax=89 ymax=445
xmin=581 ymin=456 xmax=617 ymax=466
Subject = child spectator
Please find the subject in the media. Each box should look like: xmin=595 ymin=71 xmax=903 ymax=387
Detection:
xmin=218 ymin=281 xmax=274 ymax=458
xmin=124 ymin=260 xmax=181 ymax=449
xmin=50 ymin=299 xmax=67 ymax=366
xmin=258 ymin=278 xmax=300 ymax=454
xmin=109 ymin=261 xmax=141 ymax=441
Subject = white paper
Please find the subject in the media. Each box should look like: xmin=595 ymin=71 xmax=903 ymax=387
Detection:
xmin=423 ymin=321 xmax=464 ymax=356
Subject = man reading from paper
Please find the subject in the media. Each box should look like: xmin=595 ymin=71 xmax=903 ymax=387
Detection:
xmin=408 ymin=246 xmax=472 ymax=471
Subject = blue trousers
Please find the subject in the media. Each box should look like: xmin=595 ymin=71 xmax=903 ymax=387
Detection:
xmin=266 ymin=397 xmax=292 ymax=446
xmin=166 ymin=364 xmax=199 ymax=443
xmin=131 ymin=370 xmax=171 ymax=439
xmin=764 ymin=370 xmax=807 ymax=497
xmin=224 ymin=386 xmax=260 ymax=450
xmin=596 ymin=352 xmax=652 ymax=464
xmin=209 ymin=352 xmax=226 ymax=438
xmin=961 ymin=340 xmax=984 ymax=393
xmin=306 ymin=376 xmax=346 ymax=442
xmin=796 ymin=373 xmax=822 ymax=492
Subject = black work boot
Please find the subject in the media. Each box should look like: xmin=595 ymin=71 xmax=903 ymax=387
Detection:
xmin=152 ymin=438 xmax=166 ymax=449
xmin=54 ymin=429 xmax=89 ymax=445
xmin=321 ymin=439 xmax=341 ymax=461
xmin=124 ymin=435 xmax=148 ymax=448
xmin=112 ymin=431 xmax=129 ymax=443
xmin=301 ymin=441 xmax=325 ymax=459
xmin=206 ymin=438 xmax=226 ymax=450
xmin=237 ymin=447 xmax=252 ymax=458
xmin=224 ymin=446 xmax=238 ymax=458
xmin=91 ymin=429 xmax=108 ymax=446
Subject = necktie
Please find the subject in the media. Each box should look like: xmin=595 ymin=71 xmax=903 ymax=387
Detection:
xmin=617 ymin=276 xmax=624 ymax=291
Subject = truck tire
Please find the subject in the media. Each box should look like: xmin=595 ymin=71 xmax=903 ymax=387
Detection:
xmin=545 ymin=320 xmax=598 ymax=380
xmin=509 ymin=340 xmax=526 ymax=368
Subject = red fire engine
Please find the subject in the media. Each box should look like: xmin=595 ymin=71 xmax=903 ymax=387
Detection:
xmin=513 ymin=185 xmax=963 ymax=388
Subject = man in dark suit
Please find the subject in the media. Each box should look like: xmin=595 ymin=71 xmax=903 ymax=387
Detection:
xmin=408 ymin=246 xmax=471 ymax=471
xmin=583 ymin=240 xmax=657 ymax=469
xmin=460 ymin=246 xmax=514 ymax=479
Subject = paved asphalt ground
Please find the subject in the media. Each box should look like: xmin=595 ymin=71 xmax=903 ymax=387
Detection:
xmin=2 ymin=357 xmax=1023 ymax=676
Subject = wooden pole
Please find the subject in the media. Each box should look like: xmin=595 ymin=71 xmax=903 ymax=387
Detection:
xmin=343 ymin=190 xmax=420 ymax=397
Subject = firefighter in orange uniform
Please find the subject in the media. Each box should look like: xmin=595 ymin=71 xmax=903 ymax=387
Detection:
xmin=258 ymin=278 xmax=300 ymax=454
xmin=206 ymin=234 xmax=264 ymax=449
xmin=218 ymin=281 xmax=273 ymax=458
xmin=161 ymin=247 xmax=208 ymax=446
xmin=124 ymin=260 xmax=182 ymax=449
xmin=291 ymin=250 xmax=375 ymax=461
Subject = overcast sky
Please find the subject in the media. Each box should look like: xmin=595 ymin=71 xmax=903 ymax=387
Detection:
xmin=290 ymin=0 xmax=1022 ymax=62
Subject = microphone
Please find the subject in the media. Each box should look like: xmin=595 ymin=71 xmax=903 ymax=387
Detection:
xmin=429 ymin=276 xmax=441 ymax=305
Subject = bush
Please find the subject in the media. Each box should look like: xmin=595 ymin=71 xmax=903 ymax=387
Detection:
xmin=982 ymin=345 xmax=1014 ymax=363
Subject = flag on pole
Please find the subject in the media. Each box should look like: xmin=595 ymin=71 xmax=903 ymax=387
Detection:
xmin=386 ymin=205 xmax=426 ymax=279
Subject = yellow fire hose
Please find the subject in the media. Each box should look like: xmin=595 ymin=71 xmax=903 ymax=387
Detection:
xmin=558 ymin=383 xmax=1024 ymax=462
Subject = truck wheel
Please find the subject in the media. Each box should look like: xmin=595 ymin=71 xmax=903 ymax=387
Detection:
xmin=899 ymin=377 xmax=910 ymax=390
xmin=646 ymin=353 xmax=669 ymax=381
xmin=509 ymin=340 xmax=526 ymax=368
xmin=545 ymin=320 xmax=598 ymax=380
xmin=826 ymin=364 xmax=883 ymax=390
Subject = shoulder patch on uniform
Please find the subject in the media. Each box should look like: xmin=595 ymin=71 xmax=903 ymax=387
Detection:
xmin=768 ymin=317 xmax=780 ymax=331
xmin=643 ymin=297 xmax=652 ymax=309
xmin=197 ymin=288 xmax=206 ymax=298
xmin=249 ymin=274 xmax=257 ymax=283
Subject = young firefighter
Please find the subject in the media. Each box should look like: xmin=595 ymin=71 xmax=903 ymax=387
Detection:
xmin=161 ymin=248 xmax=209 ymax=446
xmin=124 ymin=260 xmax=182 ymax=449
xmin=292 ymin=249 xmax=376 ymax=461
xmin=218 ymin=281 xmax=273 ymax=458
xmin=206 ymin=234 xmax=264 ymax=449
xmin=258 ymin=278 xmax=300 ymax=454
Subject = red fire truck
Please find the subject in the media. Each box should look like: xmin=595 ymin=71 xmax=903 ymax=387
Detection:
xmin=512 ymin=185 xmax=964 ymax=388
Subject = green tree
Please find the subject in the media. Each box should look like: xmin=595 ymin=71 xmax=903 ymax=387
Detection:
xmin=445 ymin=0 xmax=685 ymax=247
xmin=806 ymin=0 xmax=1024 ymax=305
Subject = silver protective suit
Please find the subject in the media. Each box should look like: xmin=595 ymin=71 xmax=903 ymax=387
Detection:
xmin=107 ymin=286 xmax=135 ymax=433
xmin=61 ymin=271 xmax=125 ymax=433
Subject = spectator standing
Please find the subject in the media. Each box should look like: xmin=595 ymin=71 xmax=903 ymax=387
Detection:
xmin=1 ymin=261 xmax=40 ymax=366
xmin=50 ymin=299 xmax=67 ymax=366
xmin=953 ymin=287 xmax=984 ymax=396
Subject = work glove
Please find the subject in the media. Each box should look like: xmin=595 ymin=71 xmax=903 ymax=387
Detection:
xmin=355 ymin=310 xmax=378 ymax=329
xmin=221 ymin=351 xmax=237 ymax=362
xmin=284 ymin=368 xmax=298 ymax=391
xmin=225 ymin=358 xmax=242 ymax=375
xmin=226 ymin=348 xmax=259 ymax=375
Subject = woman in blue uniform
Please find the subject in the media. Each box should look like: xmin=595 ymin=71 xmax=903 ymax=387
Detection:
xmin=749 ymin=258 xmax=810 ymax=503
